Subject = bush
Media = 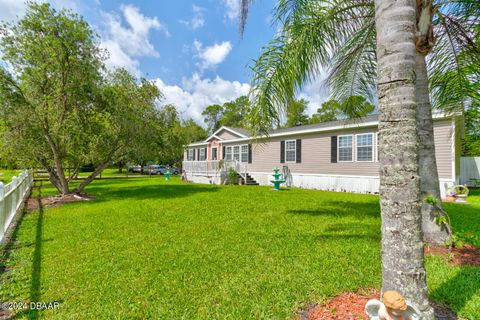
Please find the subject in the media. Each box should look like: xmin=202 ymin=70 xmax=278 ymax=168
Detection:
xmin=227 ymin=168 xmax=238 ymax=185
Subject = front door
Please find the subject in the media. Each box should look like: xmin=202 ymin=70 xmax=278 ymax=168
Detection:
xmin=211 ymin=147 xmax=218 ymax=160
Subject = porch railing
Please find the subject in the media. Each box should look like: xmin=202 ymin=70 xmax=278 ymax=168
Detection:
xmin=182 ymin=160 xmax=248 ymax=179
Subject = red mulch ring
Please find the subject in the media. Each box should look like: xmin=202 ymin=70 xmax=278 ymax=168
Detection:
xmin=303 ymin=289 xmax=457 ymax=320
xmin=26 ymin=193 xmax=95 ymax=211
xmin=425 ymin=245 xmax=480 ymax=267
xmin=306 ymin=289 xmax=379 ymax=320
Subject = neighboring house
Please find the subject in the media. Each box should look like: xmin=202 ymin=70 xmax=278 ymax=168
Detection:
xmin=183 ymin=114 xmax=462 ymax=197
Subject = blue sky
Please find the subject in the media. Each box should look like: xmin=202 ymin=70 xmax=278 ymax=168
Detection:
xmin=0 ymin=0 xmax=328 ymax=124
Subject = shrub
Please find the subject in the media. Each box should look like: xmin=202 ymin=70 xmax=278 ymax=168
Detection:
xmin=227 ymin=168 xmax=238 ymax=185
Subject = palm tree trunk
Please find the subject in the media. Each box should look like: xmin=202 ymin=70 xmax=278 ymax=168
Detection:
xmin=416 ymin=53 xmax=450 ymax=245
xmin=374 ymin=0 xmax=434 ymax=318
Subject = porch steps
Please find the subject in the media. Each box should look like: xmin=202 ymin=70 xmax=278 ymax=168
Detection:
xmin=240 ymin=173 xmax=259 ymax=186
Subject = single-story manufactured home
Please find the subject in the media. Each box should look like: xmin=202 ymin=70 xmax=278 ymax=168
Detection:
xmin=183 ymin=114 xmax=462 ymax=197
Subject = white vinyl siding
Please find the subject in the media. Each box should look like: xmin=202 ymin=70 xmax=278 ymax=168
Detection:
xmin=338 ymin=135 xmax=353 ymax=162
xmin=285 ymin=140 xmax=296 ymax=163
xmin=356 ymin=133 xmax=374 ymax=162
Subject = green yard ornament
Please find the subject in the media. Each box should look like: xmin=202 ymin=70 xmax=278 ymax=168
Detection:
xmin=270 ymin=168 xmax=286 ymax=191
xmin=164 ymin=170 xmax=172 ymax=181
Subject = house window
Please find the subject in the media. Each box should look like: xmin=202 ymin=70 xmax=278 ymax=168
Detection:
xmin=285 ymin=140 xmax=296 ymax=162
xmin=211 ymin=147 xmax=218 ymax=160
xmin=199 ymin=148 xmax=206 ymax=161
xmin=225 ymin=146 xmax=232 ymax=160
xmin=356 ymin=133 xmax=373 ymax=161
xmin=233 ymin=146 xmax=240 ymax=161
xmin=241 ymin=145 xmax=249 ymax=163
xmin=187 ymin=149 xmax=194 ymax=161
xmin=338 ymin=135 xmax=353 ymax=162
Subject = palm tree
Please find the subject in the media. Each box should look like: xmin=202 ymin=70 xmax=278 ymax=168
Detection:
xmin=374 ymin=0 xmax=434 ymax=316
xmin=240 ymin=0 xmax=479 ymax=245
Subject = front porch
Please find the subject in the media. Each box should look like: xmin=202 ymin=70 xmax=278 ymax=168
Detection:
xmin=182 ymin=160 xmax=258 ymax=185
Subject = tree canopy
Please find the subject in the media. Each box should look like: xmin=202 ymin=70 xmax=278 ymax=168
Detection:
xmin=0 ymin=3 xmax=163 ymax=194
xmin=202 ymin=96 xmax=251 ymax=133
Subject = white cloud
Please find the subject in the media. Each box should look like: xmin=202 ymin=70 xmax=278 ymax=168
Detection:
xmin=179 ymin=5 xmax=205 ymax=30
xmin=154 ymin=73 xmax=250 ymax=124
xmin=100 ymin=4 xmax=168 ymax=75
xmin=221 ymin=0 xmax=239 ymax=22
xmin=193 ymin=40 xmax=232 ymax=70
xmin=298 ymin=76 xmax=330 ymax=114
xmin=0 ymin=0 xmax=79 ymax=22
xmin=0 ymin=0 xmax=27 ymax=22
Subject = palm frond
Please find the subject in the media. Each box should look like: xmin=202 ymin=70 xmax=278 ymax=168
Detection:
xmin=248 ymin=0 xmax=373 ymax=135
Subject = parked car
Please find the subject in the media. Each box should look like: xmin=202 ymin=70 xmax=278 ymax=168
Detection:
xmin=127 ymin=165 xmax=141 ymax=173
xmin=146 ymin=165 xmax=165 ymax=175
xmin=169 ymin=167 xmax=180 ymax=175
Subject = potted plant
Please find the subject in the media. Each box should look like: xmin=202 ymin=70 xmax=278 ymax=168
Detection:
xmin=454 ymin=185 xmax=469 ymax=203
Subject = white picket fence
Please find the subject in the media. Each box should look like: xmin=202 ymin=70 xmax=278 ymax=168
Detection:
xmin=0 ymin=170 xmax=34 ymax=243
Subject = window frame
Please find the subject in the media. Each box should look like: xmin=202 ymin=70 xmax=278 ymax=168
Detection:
xmin=211 ymin=147 xmax=218 ymax=160
xmin=355 ymin=133 xmax=374 ymax=162
xmin=240 ymin=144 xmax=249 ymax=163
xmin=225 ymin=146 xmax=233 ymax=161
xmin=199 ymin=148 xmax=207 ymax=161
xmin=285 ymin=139 xmax=297 ymax=163
xmin=233 ymin=145 xmax=240 ymax=161
xmin=187 ymin=149 xmax=194 ymax=161
xmin=337 ymin=134 xmax=354 ymax=162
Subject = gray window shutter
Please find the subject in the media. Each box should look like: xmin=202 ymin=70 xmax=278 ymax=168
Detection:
xmin=296 ymin=139 xmax=302 ymax=163
xmin=204 ymin=148 xmax=207 ymax=160
xmin=192 ymin=149 xmax=196 ymax=161
xmin=248 ymin=144 xmax=252 ymax=164
xmin=280 ymin=141 xmax=285 ymax=163
xmin=222 ymin=146 xmax=226 ymax=159
xmin=331 ymin=136 xmax=337 ymax=163
xmin=197 ymin=149 xmax=200 ymax=161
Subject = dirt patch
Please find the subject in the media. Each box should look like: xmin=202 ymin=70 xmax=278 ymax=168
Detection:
xmin=302 ymin=289 xmax=457 ymax=320
xmin=26 ymin=193 xmax=95 ymax=211
xmin=425 ymin=245 xmax=480 ymax=267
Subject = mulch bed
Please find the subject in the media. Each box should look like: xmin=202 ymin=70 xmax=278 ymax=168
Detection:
xmin=26 ymin=193 xmax=95 ymax=211
xmin=305 ymin=289 xmax=378 ymax=320
xmin=302 ymin=289 xmax=457 ymax=320
xmin=425 ymin=244 xmax=480 ymax=267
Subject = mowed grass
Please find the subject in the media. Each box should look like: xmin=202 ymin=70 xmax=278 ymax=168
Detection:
xmin=1 ymin=178 xmax=479 ymax=319
xmin=0 ymin=169 xmax=22 ymax=184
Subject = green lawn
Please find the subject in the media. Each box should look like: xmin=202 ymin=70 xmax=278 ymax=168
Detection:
xmin=0 ymin=169 xmax=22 ymax=184
xmin=1 ymin=179 xmax=479 ymax=319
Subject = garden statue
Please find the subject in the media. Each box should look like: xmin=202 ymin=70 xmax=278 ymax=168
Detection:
xmin=365 ymin=291 xmax=421 ymax=320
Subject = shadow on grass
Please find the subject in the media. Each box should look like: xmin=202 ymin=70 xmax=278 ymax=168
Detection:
xmin=287 ymin=200 xmax=380 ymax=219
xmin=84 ymin=182 xmax=219 ymax=201
xmin=430 ymin=266 xmax=480 ymax=317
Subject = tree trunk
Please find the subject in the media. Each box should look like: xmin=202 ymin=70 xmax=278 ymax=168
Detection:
xmin=43 ymin=130 xmax=69 ymax=194
xmin=72 ymin=160 xmax=110 ymax=194
xmin=374 ymin=0 xmax=434 ymax=318
xmin=416 ymin=53 xmax=450 ymax=245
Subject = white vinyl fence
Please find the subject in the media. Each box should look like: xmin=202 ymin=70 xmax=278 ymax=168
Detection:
xmin=0 ymin=170 xmax=34 ymax=243
xmin=460 ymin=157 xmax=480 ymax=186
